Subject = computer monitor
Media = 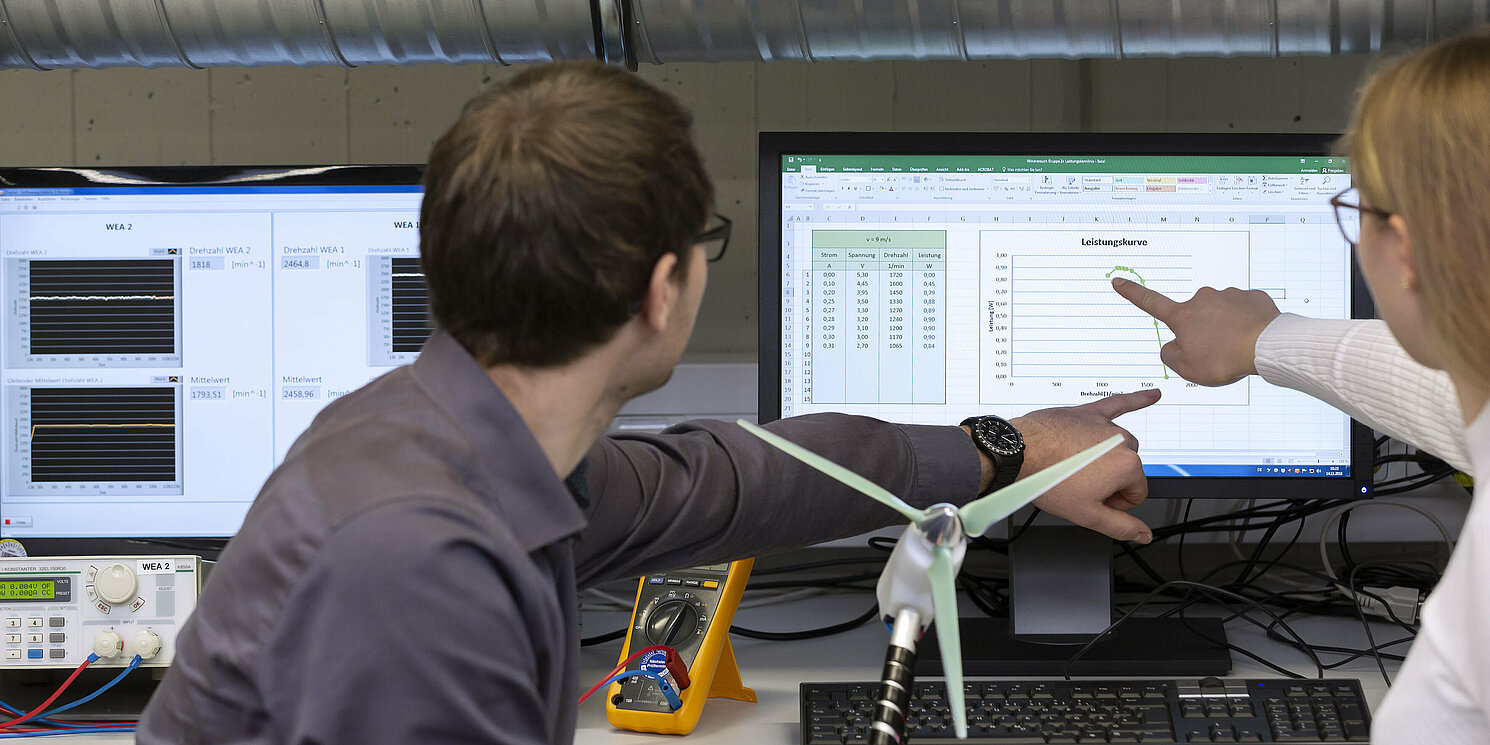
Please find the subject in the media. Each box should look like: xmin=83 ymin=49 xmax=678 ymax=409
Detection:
xmin=758 ymin=133 xmax=1375 ymax=674
xmin=0 ymin=166 xmax=427 ymax=554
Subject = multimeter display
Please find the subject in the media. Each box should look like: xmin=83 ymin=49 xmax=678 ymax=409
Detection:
xmin=0 ymin=579 xmax=57 ymax=601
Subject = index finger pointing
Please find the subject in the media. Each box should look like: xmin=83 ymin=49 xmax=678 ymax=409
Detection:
xmin=1111 ymin=276 xmax=1180 ymax=322
xmin=1082 ymin=388 xmax=1162 ymax=420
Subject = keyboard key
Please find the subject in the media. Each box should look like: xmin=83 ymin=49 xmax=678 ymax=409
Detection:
xmin=807 ymin=724 xmax=839 ymax=744
xmin=1138 ymin=706 xmax=1174 ymax=724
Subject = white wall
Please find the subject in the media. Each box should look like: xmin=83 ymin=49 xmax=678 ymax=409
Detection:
xmin=0 ymin=56 xmax=1375 ymax=357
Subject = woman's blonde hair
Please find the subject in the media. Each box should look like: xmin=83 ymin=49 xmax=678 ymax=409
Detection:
xmin=1342 ymin=25 xmax=1490 ymax=387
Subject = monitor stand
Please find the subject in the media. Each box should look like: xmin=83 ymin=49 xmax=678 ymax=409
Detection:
xmin=917 ymin=525 xmax=1231 ymax=676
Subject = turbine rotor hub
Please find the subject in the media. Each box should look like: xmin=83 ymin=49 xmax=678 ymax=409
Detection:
xmin=918 ymin=503 xmax=965 ymax=548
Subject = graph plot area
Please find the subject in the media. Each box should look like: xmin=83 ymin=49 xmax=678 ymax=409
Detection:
xmin=1013 ymin=255 xmax=1187 ymax=379
xmin=391 ymin=258 xmax=433 ymax=353
xmin=980 ymin=230 xmax=1249 ymax=406
xmin=366 ymin=256 xmax=434 ymax=366
xmin=4 ymin=258 xmax=182 ymax=369
xmin=8 ymin=386 xmax=183 ymax=495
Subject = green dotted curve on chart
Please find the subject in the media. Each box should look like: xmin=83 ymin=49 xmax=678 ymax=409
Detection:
xmin=1104 ymin=265 xmax=1170 ymax=380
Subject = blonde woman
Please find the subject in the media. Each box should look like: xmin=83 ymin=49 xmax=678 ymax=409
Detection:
xmin=1114 ymin=26 xmax=1490 ymax=744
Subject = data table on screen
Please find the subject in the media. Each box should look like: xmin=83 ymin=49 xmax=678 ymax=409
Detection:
xmin=802 ymin=230 xmax=947 ymax=406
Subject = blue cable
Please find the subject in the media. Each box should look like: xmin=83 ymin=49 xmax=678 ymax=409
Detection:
xmin=597 ymin=670 xmax=683 ymax=711
xmin=0 ymin=653 xmax=141 ymax=732
xmin=45 ymin=655 xmax=142 ymax=716
xmin=0 ymin=726 xmax=136 ymax=738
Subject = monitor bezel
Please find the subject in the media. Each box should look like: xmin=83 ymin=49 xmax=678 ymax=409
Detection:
xmin=0 ymin=164 xmax=425 ymax=556
xmin=757 ymin=132 xmax=1375 ymax=501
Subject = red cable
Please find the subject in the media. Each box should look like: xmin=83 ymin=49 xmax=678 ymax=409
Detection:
xmin=578 ymin=645 xmax=686 ymax=704
xmin=0 ymin=656 xmax=93 ymax=731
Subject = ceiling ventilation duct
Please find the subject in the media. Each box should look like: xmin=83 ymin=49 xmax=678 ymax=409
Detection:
xmin=0 ymin=0 xmax=1485 ymax=70
xmin=632 ymin=0 xmax=1490 ymax=62
xmin=0 ymin=0 xmax=628 ymax=69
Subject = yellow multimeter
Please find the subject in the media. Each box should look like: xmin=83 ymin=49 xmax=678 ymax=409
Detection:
xmin=605 ymin=558 xmax=756 ymax=735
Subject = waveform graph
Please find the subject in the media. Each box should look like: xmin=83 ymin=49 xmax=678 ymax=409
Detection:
xmin=12 ymin=386 xmax=183 ymax=494
xmin=366 ymin=256 xmax=433 ymax=366
xmin=390 ymin=257 xmax=433 ymax=353
xmin=980 ymin=229 xmax=1250 ymax=406
xmin=4 ymin=258 xmax=182 ymax=369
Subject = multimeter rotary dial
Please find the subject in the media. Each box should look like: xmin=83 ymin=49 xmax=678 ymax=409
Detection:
xmin=642 ymin=594 xmax=708 ymax=647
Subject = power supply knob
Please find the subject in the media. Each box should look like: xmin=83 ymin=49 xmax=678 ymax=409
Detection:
xmin=92 ymin=631 xmax=123 ymax=659
xmin=645 ymin=600 xmax=700 ymax=646
xmin=95 ymin=563 xmax=137 ymax=605
xmin=133 ymin=630 xmax=163 ymax=660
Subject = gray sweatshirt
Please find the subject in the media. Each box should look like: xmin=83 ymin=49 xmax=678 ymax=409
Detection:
xmin=137 ymin=331 xmax=979 ymax=744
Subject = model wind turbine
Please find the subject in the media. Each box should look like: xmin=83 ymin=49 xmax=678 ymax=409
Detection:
xmin=737 ymin=420 xmax=1122 ymax=742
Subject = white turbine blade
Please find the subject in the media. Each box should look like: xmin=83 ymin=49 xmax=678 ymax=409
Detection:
xmin=736 ymin=420 xmax=921 ymax=521
xmin=928 ymin=546 xmax=968 ymax=739
xmin=958 ymin=434 xmax=1124 ymax=538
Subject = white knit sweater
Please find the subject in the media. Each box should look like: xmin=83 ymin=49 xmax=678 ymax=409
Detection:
xmin=1255 ymin=313 xmax=1486 ymax=744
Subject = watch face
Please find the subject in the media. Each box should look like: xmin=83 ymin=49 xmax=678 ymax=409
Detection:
xmin=977 ymin=417 xmax=1025 ymax=457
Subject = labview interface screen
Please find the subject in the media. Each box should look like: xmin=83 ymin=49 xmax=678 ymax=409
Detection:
xmin=776 ymin=154 xmax=1356 ymax=480
xmin=0 ymin=184 xmax=426 ymax=538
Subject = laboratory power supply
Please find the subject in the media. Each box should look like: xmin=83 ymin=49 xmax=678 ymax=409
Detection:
xmin=0 ymin=555 xmax=200 ymax=669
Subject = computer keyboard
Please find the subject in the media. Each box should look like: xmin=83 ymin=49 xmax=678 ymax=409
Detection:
xmin=801 ymin=677 xmax=1372 ymax=744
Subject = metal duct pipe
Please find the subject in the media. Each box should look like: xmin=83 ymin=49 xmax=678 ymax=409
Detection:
xmin=631 ymin=0 xmax=1490 ymax=63
xmin=0 ymin=0 xmax=627 ymax=70
xmin=0 ymin=0 xmax=1487 ymax=70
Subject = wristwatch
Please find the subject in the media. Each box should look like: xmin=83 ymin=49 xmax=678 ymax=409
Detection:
xmin=960 ymin=415 xmax=1025 ymax=494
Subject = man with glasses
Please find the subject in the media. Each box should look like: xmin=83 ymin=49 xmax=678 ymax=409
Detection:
xmin=140 ymin=63 xmax=1158 ymax=745
xmin=1110 ymin=187 xmax=1469 ymax=467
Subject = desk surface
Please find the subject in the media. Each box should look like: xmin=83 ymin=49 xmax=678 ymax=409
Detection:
xmin=48 ymin=593 xmax=1405 ymax=744
xmin=575 ymin=593 xmax=1403 ymax=745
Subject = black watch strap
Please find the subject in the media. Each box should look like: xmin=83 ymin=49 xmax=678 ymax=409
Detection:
xmin=960 ymin=415 xmax=1025 ymax=494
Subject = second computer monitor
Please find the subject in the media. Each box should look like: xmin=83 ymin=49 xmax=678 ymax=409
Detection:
xmin=759 ymin=133 xmax=1374 ymax=502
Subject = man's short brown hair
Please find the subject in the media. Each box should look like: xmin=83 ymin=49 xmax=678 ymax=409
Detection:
xmin=420 ymin=62 xmax=713 ymax=367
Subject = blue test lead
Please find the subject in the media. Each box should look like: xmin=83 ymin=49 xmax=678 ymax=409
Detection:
xmin=0 ymin=726 xmax=138 ymax=739
xmin=0 ymin=654 xmax=142 ymax=734
xmin=46 ymin=654 xmax=143 ymax=717
xmin=596 ymin=670 xmax=683 ymax=712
